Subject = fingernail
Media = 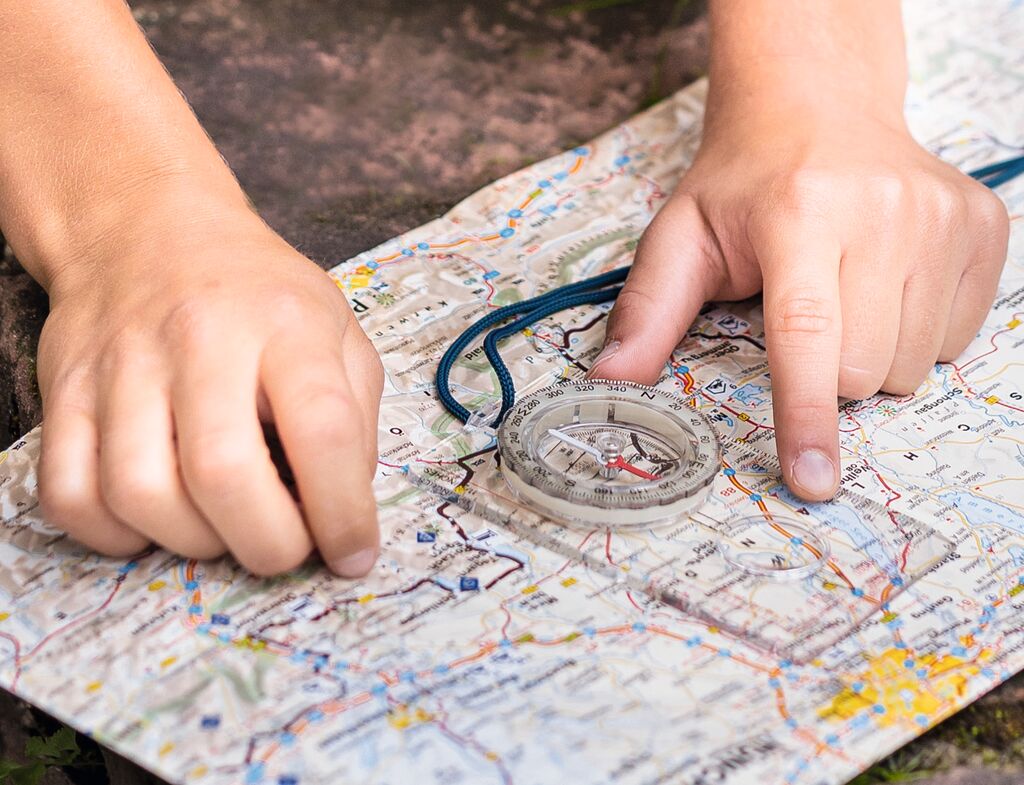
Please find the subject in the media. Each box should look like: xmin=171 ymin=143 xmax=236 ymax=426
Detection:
xmin=587 ymin=341 xmax=621 ymax=378
xmin=330 ymin=547 xmax=378 ymax=578
xmin=791 ymin=449 xmax=838 ymax=498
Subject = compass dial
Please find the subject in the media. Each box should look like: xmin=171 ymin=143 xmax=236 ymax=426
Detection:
xmin=498 ymin=380 xmax=721 ymax=528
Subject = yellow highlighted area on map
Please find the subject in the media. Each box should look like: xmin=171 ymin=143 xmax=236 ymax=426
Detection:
xmin=819 ymin=647 xmax=991 ymax=727
xmin=387 ymin=704 xmax=434 ymax=730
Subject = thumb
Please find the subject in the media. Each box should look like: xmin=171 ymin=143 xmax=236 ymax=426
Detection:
xmin=588 ymin=196 xmax=718 ymax=384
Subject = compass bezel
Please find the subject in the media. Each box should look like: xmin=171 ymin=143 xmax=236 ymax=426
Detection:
xmin=497 ymin=379 xmax=721 ymax=528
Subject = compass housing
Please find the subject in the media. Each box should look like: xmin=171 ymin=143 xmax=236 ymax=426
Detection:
xmin=498 ymin=380 xmax=721 ymax=528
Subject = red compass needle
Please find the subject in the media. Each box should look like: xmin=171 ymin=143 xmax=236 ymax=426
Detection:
xmin=606 ymin=456 xmax=660 ymax=481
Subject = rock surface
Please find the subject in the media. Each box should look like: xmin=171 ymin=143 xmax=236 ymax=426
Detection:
xmin=0 ymin=2 xmax=1020 ymax=783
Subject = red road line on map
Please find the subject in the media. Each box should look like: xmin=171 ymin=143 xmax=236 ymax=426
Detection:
xmin=0 ymin=631 xmax=21 ymax=687
xmin=253 ymin=616 xmax=816 ymax=768
xmin=22 ymin=580 xmax=122 ymax=665
xmin=722 ymin=461 xmax=867 ymax=598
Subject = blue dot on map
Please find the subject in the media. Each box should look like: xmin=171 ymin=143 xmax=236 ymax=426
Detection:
xmin=500 ymin=227 xmax=515 ymax=238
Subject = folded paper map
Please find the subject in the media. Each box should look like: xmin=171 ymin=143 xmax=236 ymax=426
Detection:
xmin=1 ymin=1 xmax=1023 ymax=783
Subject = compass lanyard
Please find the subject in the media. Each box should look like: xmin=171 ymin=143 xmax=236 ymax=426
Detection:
xmin=435 ymin=153 xmax=1024 ymax=429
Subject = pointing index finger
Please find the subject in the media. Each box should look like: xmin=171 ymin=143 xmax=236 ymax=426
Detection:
xmin=757 ymin=221 xmax=843 ymax=501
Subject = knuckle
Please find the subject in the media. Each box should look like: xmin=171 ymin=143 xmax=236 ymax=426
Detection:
xmin=837 ymin=363 xmax=884 ymax=401
xmin=290 ymin=380 xmax=352 ymax=415
xmin=183 ymin=435 xmax=255 ymax=492
xmin=926 ymin=180 xmax=968 ymax=228
xmin=264 ymin=291 xmax=310 ymax=330
xmin=610 ymin=287 xmax=657 ymax=323
xmin=102 ymin=466 xmax=168 ymax=521
xmin=313 ymin=413 xmax=364 ymax=451
xmin=38 ymin=481 xmax=90 ymax=528
xmin=769 ymin=294 xmax=836 ymax=337
xmin=160 ymin=297 xmax=220 ymax=347
xmin=774 ymin=395 xmax=833 ymax=428
xmin=765 ymin=169 xmax=831 ymax=218
xmin=969 ymin=187 xmax=1010 ymax=242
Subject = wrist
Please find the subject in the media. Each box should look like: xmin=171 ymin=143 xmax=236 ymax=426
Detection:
xmin=12 ymin=166 xmax=266 ymax=300
xmin=705 ymin=0 xmax=908 ymax=136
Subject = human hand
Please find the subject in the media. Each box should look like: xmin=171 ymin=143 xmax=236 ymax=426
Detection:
xmin=589 ymin=101 xmax=1009 ymax=501
xmin=36 ymin=214 xmax=384 ymax=576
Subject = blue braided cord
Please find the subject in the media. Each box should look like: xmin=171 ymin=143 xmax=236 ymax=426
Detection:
xmin=436 ymin=267 xmax=629 ymax=423
xmin=483 ymin=285 xmax=623 ymax=426
xmin=975 ymin=159 xmax=1024 ymax=189
xmin=968 ymin=154 xmax=1024 ymax=183
xmin=434 ymin=153 xmax=1024 ymax=427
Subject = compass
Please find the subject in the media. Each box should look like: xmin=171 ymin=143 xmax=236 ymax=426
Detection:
xmin=497 ymin=380 xmax=721 ymax=528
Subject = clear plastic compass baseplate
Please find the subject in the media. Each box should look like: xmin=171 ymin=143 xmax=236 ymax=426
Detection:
xmin=405 ymin=379 xmax=954 ymax=664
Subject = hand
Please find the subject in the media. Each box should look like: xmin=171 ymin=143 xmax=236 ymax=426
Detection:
xmin=35 ymin=214 xmax=384 ymax=576
xmin=589 ymin=102 xmax=1009 ymax=501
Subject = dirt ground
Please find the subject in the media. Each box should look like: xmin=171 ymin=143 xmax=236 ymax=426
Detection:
xmin=1 ymin=2 xmax=1022 ymax=783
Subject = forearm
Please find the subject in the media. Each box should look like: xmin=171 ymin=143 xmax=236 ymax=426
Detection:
xmin=0 ymin=0 xmax=257 ymax=292
xmin=705 ymin=1 xmax=908 ymax=132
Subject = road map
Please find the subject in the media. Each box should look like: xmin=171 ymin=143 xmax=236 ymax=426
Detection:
xmin=2 ymin=2 xmax=1024 ymax=783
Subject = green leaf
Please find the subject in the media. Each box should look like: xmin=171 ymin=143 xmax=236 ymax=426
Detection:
xmin=1 ymin=761 xmax=45 ymax=785
xmin=24 ymin=726 xmax=79 ymax=766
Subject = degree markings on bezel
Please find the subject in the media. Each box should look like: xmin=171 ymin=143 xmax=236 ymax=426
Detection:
xmin=498 ymin=380 xmax=722 ymax=525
